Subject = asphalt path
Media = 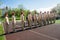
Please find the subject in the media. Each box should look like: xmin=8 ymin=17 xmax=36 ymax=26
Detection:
xmin=3 ymin=21 xmax=60 ymax=40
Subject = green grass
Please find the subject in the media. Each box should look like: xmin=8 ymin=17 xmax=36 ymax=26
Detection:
xmin=0 ymin=24 xmax=5 ymax=40
xmin=55 ymin=19 xmax=60 ymax=23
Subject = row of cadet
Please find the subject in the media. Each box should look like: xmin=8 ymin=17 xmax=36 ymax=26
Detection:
xmin=4 ymin=10 xmax=56 ymax=34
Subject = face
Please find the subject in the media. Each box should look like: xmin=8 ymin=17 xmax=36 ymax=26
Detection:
xmin=6 ymin=13 xmax=8 ymax=17
xmin=12 ymin=12 xmax=15 ymax=16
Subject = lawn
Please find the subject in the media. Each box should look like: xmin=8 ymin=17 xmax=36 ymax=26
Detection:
xmin=55 ymin=19 xmax=60 ymax=23
xmin=0 ymin=19 xmax=60 ymax=40
xmin=0 ymin=23 xmax=5 ymax=40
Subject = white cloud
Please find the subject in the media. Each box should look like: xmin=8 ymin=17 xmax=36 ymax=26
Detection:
xmin=30 ymin=4 xmax=57 ymax=13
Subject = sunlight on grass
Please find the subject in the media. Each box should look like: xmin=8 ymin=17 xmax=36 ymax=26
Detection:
xmin=55 ymin=19 xmax=60 ymax=24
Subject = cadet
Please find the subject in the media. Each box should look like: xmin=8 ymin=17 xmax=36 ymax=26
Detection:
xmin=20 ymin=11 xmax=25 ymax=30
xmin=28 ymin=11 xmax=32 ymax=29
xmin=44 ymin=12 xmax=47 ymax=25
xmin=4 ymin=12 xmax=9 ymax=33
xmin=12 ymin=11 xmax=16 ymax=32
xmin=50 ymin=11 xmax=56 ymax=23
xmin=33 ymin=10 xmax=38 ymax=27
xmin=42 ymin=12 xmax=46 ymax=26
xmin=49 ymin=11 xmax=52 ymax=24
xmin=38 ymin=11 xmax=42 ymax=26
xmin=46 ymin=11 xmax=50 ymax=24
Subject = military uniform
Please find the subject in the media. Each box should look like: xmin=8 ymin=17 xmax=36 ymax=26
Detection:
xmin=33 ymin=13 xmax=37 ymax=27
xmin=53 ymin=12 xmax=56 ymax=23
xmin=12 ymin=15 xmax=16 ymax=32
xmin=44 ymin=12 xmax=47 ymax=25
xmin=38 ymin=12 xmax=42 ymax=26
xmin=5 ymin=16 xmax=9 ymax=33
xmin=49 ymin=11 xmax=53 ymax=24
xmin=28 ymin=12 xmax=32 ymax=29
xmin=51 ymin=12 xmax=55 ymax=23
xmin=46 ymin=11 xmax=50 ymax=24
xmin=20 ymin=14 xmax=25 ymax=30
xmin=42 ymin=12 xmax=46 ymax=26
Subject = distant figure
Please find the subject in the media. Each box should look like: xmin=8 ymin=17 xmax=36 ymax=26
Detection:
xmin=42 ymin=12 xmax=46 ymax=26
xmin=49 ymin=11 xmax=53 ymax=24
xmin=20 ymin=11 xmax=25 ymax=30
xmin=46 ymin=11 xmax=50 ymax=24
xmin=33 ymin=10 xmax=38 ymax=27
xmin=28 ymin=11 xmax=32 ymax=29
xmin=4 ymin=12 xmax=9 ymax=33
xmin=52 ymin=12 xmax=56 ymax=23
xmin=12 ymin=11 xmax=16 ymax=32
xmin=38 ymin=11 xmax=42 ymax=26
xmin=50 ymin=11 xmax=56 ymax=23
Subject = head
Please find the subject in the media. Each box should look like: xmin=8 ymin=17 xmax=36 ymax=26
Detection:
xmin=44 ymin=11 xmax=46 ymax=13
xmin=50 ymin=11 xmax=53 ymax=14
xmin=40 ymin=11 xmax=42 ymax=14
xmin=34 ymin=10 xmax=37 ymax=14
xmin=28 ymin=11 xmax=31 ymax=14
xmin=21 ymin=11 xmax=24 ymax=15
xmin=4 ymin=12 xmax=8 ymax=17
xmin=12 ymin=11 xmax=15 ymax=16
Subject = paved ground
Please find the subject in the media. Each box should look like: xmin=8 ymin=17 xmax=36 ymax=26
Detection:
xmin=3 ymin=22 xmax=60 ymax=40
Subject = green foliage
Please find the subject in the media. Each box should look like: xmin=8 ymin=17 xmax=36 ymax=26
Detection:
xmin=51 ymin=4 xmax=60 ymax=15
xmin=0 ymin=24 xmax=5 ymax=40
xmin=0 ymin=9 xmax=2 ymax=17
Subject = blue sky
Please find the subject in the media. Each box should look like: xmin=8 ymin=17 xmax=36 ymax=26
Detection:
xmin=0 ymin=0 xmax=60 ymax=12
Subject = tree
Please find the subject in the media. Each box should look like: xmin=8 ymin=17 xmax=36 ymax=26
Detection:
xmin=51 ymin=4 xmax=60 ymax=15
xmin=0 ymin=2 xmax=3 ymax=17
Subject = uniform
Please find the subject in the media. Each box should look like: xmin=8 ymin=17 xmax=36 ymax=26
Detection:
xmin=53 ymin=12 xmax=56 ymax=23
xmin=33 ymin=13 xmax=37 ymax=27
xmin=42 ymin=13 xmax=46 ymax=26
xmin=51 ymin=12 xmax=55 ymax=23
xmin=20 ymin=14 xmax=25 ymax=30
xmin=12 ymin=15 xmax=16 ymax=32
xmin=5 ymin=16 xmax=9 ymax=33
xmin=49 ymin=12 xmax=53 ymax=24
xmin=46 ymin=11 xmax=50 ymax=24
xmin=44 ymin=12 xmax=47 ymax=25
xmin=38 ymin=12 xmax=42 ymax=26
xmin=28 ymin=13 xmax=32 ymax=28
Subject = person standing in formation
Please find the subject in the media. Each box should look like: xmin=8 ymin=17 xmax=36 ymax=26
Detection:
xmin=49 ymin=11 xmax=53 ymax=24
xmin=38 ymin=11 xmax=42 ymax=26
xmin=4 ymin=12 xmax=9 ymax=34
xmin=20 ymin=11 xmax=25 ymax=30
xmin=12 ymin=11 xmax=16 ymax=32
xmin=43 ymin=12 xmax=46 ymax=25
xmin=33 ymin=10 xmax=38 ymax=27
xmin=28 ymin=11 xmax=32 ymax=29
xmin=52 ymin=11 xmax=56 ymax=23
xmin=46 ymin=11 xmax=50 ymax=25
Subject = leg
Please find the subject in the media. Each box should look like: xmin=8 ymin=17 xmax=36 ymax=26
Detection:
xmin=5 ymin=23 xmax=9 ymax=34
xmin=50 ymin=18 xmax=52 ymax=24
xmin=12 ymin=23 xmax=16 ymax=32
xmin=47 ymin=19 xmax=49 ymax=25
xmin=53 ymin=17 xmax=55 ymax=23
xmin=21 ymin=21 xmax=25 ymax=30
xmin=38 ymin=19 xmax=42 ymax=26
xmin=34 ymin=20 xmax=37 ymax=27
xmin=44 ymin=20 xmax=46 ymax=26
